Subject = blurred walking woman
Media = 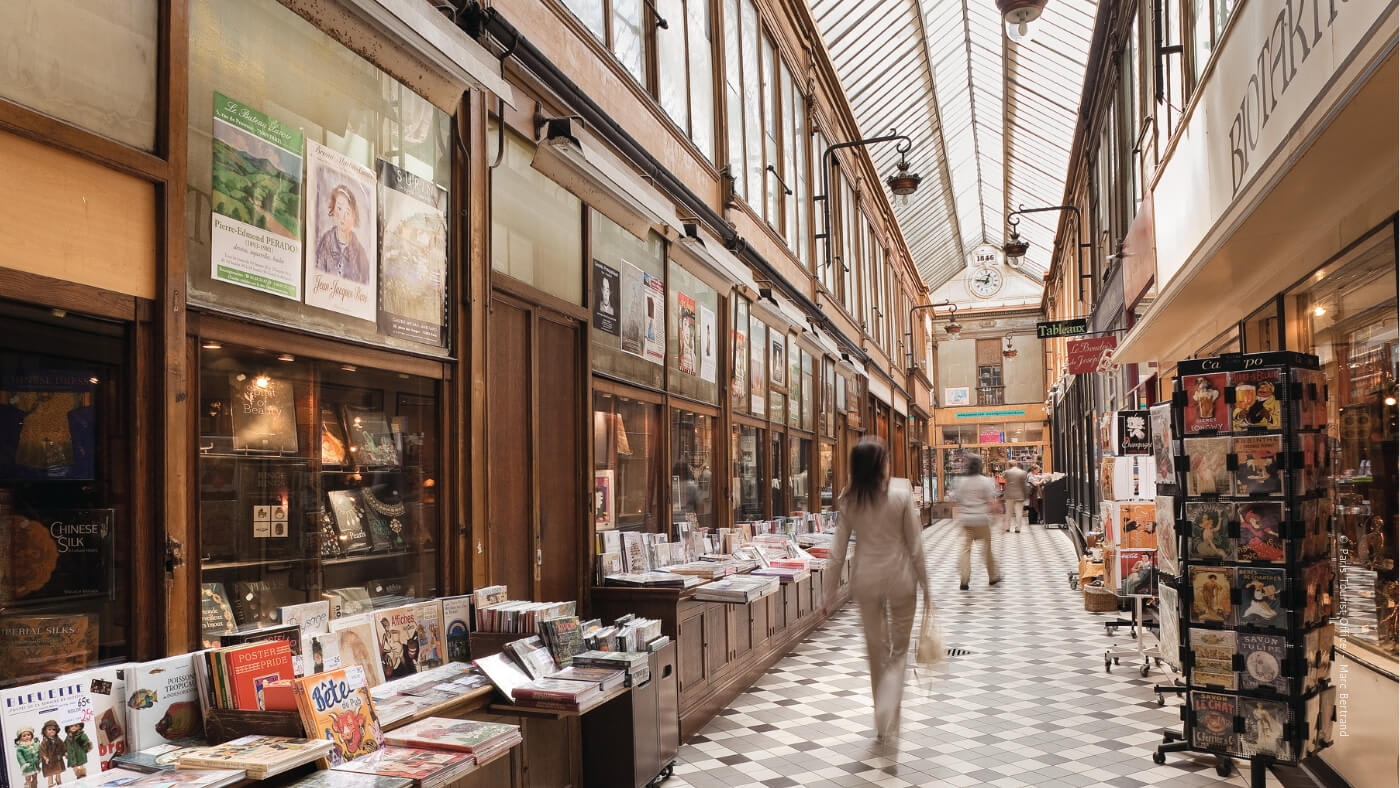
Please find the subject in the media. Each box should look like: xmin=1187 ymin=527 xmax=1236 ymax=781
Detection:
xmin=823 ymin=438 xmax=930 ymax=742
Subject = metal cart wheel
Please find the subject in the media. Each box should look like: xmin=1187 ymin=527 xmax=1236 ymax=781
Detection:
xmin=1140 ymin=663 xmax=1151 ymax=677
xmin=1216 ymin=757 xmax=1233 ymax=777
xmin=1113 ymin=657 xmax=1120 ymax=665
xmin=1152 ymin=751 xmax=1166 ymax=764
xmin=1156 ymin=693 xmax=1165 ymax=706
xmin=1104 ymin=653 xmax=1112 ymax=672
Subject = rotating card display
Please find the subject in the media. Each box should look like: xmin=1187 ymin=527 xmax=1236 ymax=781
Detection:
xmin=1158 ymin=352 xmax=1338 ymax=768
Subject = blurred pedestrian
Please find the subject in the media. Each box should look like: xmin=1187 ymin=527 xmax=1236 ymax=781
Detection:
xmin=949 ymin=454 xmax=1001 ymax=590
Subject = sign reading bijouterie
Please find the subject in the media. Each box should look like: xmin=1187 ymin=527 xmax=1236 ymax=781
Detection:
xmin=1067 ymin=336 xmax=1119 ymax=375
xmin=1036 ymin=318 xmax=1089 ymax=339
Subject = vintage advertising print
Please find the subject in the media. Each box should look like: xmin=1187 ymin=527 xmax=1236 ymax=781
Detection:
xmin=620 ymin=261 xmax=645 ymax=357
xmin=376 ymin=159 xmax=448 ymax=346
xmin=1182 ymin=372 xmax=1228 ymax=434
xmin=699 ymin=304 xmax=717 ymax=383
xmin=677 ymin=292 xmax=698 ymax=376
xmin=305 ymin=140 xmax=377 ymax=322
xmin=1237 ymin=501 xmax=1285 ymax=562
xmin=1184 ymin=437 xmax=1232 ymax=497
xmin=210 ymin=93 xmax=304 ymax=300
xmin=642 ymin=273 xmax=665 ymax=364
xmin=1190 ymin=566 xmax=1235 ymax=625
xmin=1233 ymin=435 xmax=1284 ymax=496
xmin=1229 ymin=368 xmax=1284 ymax=431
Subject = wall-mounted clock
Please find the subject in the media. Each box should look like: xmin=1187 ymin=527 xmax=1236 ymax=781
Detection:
xmin=967 ymin=265 xmax=1004 ymax=298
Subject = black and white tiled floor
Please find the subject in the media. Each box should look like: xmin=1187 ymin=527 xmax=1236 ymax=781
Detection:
xmin=666 ymin=520 xmax=1281 ymax=788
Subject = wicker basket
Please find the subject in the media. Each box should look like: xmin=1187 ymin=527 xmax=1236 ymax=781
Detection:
xmin=1083 ymin=584 xmax=1119 ymax=612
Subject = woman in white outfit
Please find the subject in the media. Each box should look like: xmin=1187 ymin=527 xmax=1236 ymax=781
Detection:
xmin=949 ymin=454 xmax=1001 ymax=590
xmin=823 ymin=438 xmax=930 ymax=742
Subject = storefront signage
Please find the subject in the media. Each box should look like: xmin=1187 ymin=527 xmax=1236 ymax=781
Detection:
xmin=1154 ymin=0 xmax=1392 ymax=290
xmin=953 ymin=409 xmax=1027 ymax=419
xmin=978 ymin=426 xmax=1004 ymax=444
xmin=1036 ymin=318 xmax=1089 ymax=339
xmin=1067 ymin=336 xmax=1119 ymax=375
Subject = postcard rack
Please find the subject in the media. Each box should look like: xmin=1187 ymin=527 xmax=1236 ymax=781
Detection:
xmin=1154 ymin=352 xmax=1338 ymax=787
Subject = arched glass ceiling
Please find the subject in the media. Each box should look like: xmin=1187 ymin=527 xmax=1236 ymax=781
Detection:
xmin=810 ymin=0 xmax=1098 ymax=292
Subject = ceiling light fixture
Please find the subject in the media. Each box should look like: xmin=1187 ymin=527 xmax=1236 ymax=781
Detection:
xmin=1313 ymin=305 xmax=1327 ymax=317
xmin=1002 ymin=333 xmax=1018 ymax=358
xmin=1003 ymin=215 xmax=1029 ymax=260
xmin=885 ymin=145 xmax=922 ymax=207
xmin=998 ymin=0 xmax=1046 ymax=43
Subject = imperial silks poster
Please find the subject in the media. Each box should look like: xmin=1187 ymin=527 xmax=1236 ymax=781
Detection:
xmin=305 ymin=140 xmax=377 ymax=323
xmin=376 ymin=159 xmax=448 ymax=346
xmin=210 ymin=93 xmax=304 ymax=300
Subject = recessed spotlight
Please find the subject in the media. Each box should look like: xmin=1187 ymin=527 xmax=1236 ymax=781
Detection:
xmin=88 ymin=376 xmax=100 ymax=385
xmin=202 ymin=340 xmax=222 ymax=350
xmin=277 ymin=354 xmax=295 ymax=362
xmin=254 ymin=375 xmax=270 ymax=389
xmin=341 ymin=364 xmax=358 ymax=373
xmin=1386 ymin=396 xmax=1397 ymax=407
xmin=1313 ymin=305 xmax=1327 ymax=317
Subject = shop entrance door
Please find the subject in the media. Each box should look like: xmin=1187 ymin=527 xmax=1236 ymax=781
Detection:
xmin=487 ymin=292 xmax=585 ymax=603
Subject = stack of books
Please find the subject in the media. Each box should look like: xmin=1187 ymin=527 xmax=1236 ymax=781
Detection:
xmin=545 ymin=665 xmax=626 ymax=692
xmin=602 ymin=571 xmax=700 ymax=588
xmin=572 ymin=650 xmax=651 ymax=686
xmin=665 ymin=562 xmax=729 ymax=580
xmin=472 ymin=652 xmax=533 ymax=702
xmin=384 ymin=717 xmax=522 ymax=765
xmin=693 ymin=574 xmax=779 ymax=603
xmin=197 ymin=639 xmax=296 ymax=711
xmin=511 ymin=678 xmax=604 ymax=711
xmin=331 ymin=745 xmax=476 ymax=788
xmin=538 ymin=615 xmax=584 ymax=667
xmin=751 ymin=565 xmax=810 ymax=583
xmin=71 ymin=768 xmax=246 ymax=788
xmin=474 ymin=600 xmax=575 ymax=633
xmin=176 ymin=735 xmax=335 ymax=779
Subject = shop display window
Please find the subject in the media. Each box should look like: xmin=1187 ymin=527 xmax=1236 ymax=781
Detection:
xmin=769 ymin=390 xmax=786 ymax=424
xmin=197 ymin=341 xmax=440 ymax=645
xmin=592 ymin=214 xmax=666 ymax=389
xmin=786 ymin=335 xmax=801 ymax=429
xmin=666 ymin=263 xmax=720 ymax=404
xmin=789 ymin=436 xmax=812 ymax=513
xmin=670 ymin=410 xmax=715 ymax=531
xmin=0 ymin=1 xmax=158 ymax=151
xmin=0 ymin=306 xmax=131 ymax=687
xmin=819 ymin=442 xmax=835 ymax=510
xmin=493 ymin=122 xmax=584 ymax=304
xmin=749 ymin=318 xmax=767 ymax=414
xmin=801 ymin=351 xmax=815 ymax=433
xmin=770 ymin=431 xmax=786 ymax=514
xmin=732 ymin=424 xmax=764 ymax=522
xmin=593 ymin=391 xmax=662 ymax=533
xmin=731 ymin=298 xmax=750 ymax=414
xmin=1286 ymin=223 xmax=1398 ymax=664
xmin=821 ymin=358 xmax=836 ymax=438
xmin=187 ymin=0 xmax=454 ymax=354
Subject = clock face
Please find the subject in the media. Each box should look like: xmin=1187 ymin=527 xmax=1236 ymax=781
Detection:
xmin=967 ymin=266 xmax=1004 ymax=298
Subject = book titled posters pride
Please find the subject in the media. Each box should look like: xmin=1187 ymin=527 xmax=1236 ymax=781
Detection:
xmin=292 ymin=666 xmax=383 ymax=766
xmin=224 ymin=639 xmax=295 ymax=710
xmin=125 ymin=655 xmax=203 ymax=752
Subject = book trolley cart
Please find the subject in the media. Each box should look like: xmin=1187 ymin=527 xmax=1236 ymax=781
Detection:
xmin=1154 ymin=352 xmax=1339 ymax=786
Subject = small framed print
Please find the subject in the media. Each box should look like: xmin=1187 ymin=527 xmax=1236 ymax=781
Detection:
xmin=595 ymin=469 xmax=615 ymax=530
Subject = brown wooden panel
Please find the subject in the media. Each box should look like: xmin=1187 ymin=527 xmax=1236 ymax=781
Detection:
xmin=749 ymin=597 xmax=769 ymax=648
xmin=676 ymin=607 xmax=706 ymax=705
xmin=704 ymin=604 xmax=729 ymax=680
xmin=729 ymin=603 xmax=750 ymax=659
xmin=536 ymin=316 xmax=582 ymax=604
xmin=488 ymin=296 xmax=534 ymax=597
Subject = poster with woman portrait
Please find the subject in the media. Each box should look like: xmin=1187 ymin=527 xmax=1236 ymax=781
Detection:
xmin=305 ymin=140 xmax=377 ymax=323
xmin=376 ymin=159 xmax=448 ymax=346
xmin=620 ymin=261 xmax=645 ymax=357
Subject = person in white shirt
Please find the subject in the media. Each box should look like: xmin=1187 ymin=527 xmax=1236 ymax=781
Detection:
xmin=1002 ymin=461 xmax=1030 ymax=534
xmin=822 ymin=437 xmax=929 ymax=743
xmin=948 ymin=454 xmax=1001 ymax=591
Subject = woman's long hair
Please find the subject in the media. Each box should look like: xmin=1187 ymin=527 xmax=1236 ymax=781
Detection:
xmin=840 ymin=437 xmax=888 ymax=509
xmin=963 ymin=453 xmax=984 ymax=476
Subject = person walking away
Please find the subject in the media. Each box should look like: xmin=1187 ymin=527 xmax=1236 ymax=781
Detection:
xmin=1002 ymin=461 xmax=1029 ymax=533
xmin=949 ymin=454 xmax=1001 ymax=590
xmin=823 ymin=438 xmax=930 ymax=743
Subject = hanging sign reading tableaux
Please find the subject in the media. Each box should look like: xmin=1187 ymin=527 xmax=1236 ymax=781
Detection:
xmin=1036 ymin=318 xmax=1089 ymax=339
xmin=1067 ymin=336 xmax=1119 ymax=375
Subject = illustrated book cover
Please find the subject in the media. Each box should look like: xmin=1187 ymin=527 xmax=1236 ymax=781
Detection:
xmin=1184 ymin=437 xmax=1232 ymax=497
xmin=1158 ymin=584 xmax=1181 ymax=670
xmin=1189 ymin=566 xmax=1234 ymax=625
xmin=0 ymin=371 xmax=97 ymax=481
xmin=1229 ymin=368 xmax=1284 ymax=431
xmin=1191 ymin=691 xmax=1238 ymax=753
xmin=1232 ymin=435 xmax=1284 ymax=496
xmin=1185 ymin=502 xmax=1235 ymax=562
xmin=0 ymin=613 xmax=99 ymax=688
xmin=440 ymin=594 xmax=472 ymax=663
xmin=1 ymin=667 xmax=127 ymax=785
xmin=292 ymin=666 xmax=383 ymax=766
xmin=1117 ymin=548 xmax=1157 ymax=596
xmin=200 ymin=583 xmax=238 ymax=648
xmin=223 ymin=640 xmax=295 ymax=710
xmin=327 ymin=614 xmax=386 ymax=687
xmin=327 ymin=489 xmax=373 ymax=554
xmin=1 ymin=509 xmax=114 ymax=605
xmin=1118 ymin=502 xmax=1157 ymax=549
xmin=1189 ymin=629 xmax=1237 ymax=689
xmin=382 ymin=717 xmax=519 ymax=755
xmin=330 ymin=745 xmax=472 ymax=786
xmin=320 ymin=408 xmax=349 ymax=466
xmin=1238 ymin=632 xmax=1289 ymax=694
xmin=373 ymin=601 xmax=446 ymax=680
xmin=1236 ymin=502 xmax=1285 ymax=563
xmin=341 ymin=406 xmax=400 ymax=468
xmin=1182 ymin=372 xmax=1228 ymax=434
xmin=229 ymin=374 xmax=298 ymax=453
xmin=125 ymin=655 xmax=203 ymax=752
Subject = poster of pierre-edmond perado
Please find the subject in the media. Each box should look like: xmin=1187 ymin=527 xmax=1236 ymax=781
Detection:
xmin=210 ymin=93 xmax=304 ymax=300
xmin=305 ymin=140 xmax=377 ymax=323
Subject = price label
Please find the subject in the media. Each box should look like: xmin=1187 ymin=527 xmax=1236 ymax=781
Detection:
xmin=345 ymin=665 xmax=367 ymax=690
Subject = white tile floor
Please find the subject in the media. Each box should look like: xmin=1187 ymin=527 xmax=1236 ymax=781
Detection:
xmin=663 ymin=520 xmax=1286 ymax=788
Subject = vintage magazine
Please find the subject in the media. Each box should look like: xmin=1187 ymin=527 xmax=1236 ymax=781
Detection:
xmin=374 ymin=601 xmax=447 ymax=680
xmin=1185 ymin=502 xmax=1235 ymax=562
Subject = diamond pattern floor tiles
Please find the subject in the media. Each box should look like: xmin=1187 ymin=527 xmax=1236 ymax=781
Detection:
xmin=663 ymin=520 xmax=1284 ymax=788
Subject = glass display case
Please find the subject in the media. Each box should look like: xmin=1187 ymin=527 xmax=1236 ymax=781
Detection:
xmin=593 ymin=391 xmax=662 ymax=533
xmin=670 ymin=409 xmax=715 ymax=531
xmin=732 ymin=424 xmax=763 ymax=522
xmin=0 ymin=306 xmax=130 ymax=686
xmin=197 ymin=341 xmax=440 ymax=645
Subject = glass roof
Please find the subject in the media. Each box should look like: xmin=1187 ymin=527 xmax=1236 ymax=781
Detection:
xmin=810 ymin=0 xmax=1098 ymax=292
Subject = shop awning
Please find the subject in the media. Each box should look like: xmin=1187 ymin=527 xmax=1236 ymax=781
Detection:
xmin=532 ymin=126 xmax=686 ymax=242
xmin=280 ymin=0 xmax=515 ymax=112
xmin=867 ymin=373 xmax=892 ymax=408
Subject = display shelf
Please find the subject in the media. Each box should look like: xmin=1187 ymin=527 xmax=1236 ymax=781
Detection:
xmin=202 ymin=557 xmax=314 ymax=571
xmin=323 ymin=548 xmax=437 ymax=567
